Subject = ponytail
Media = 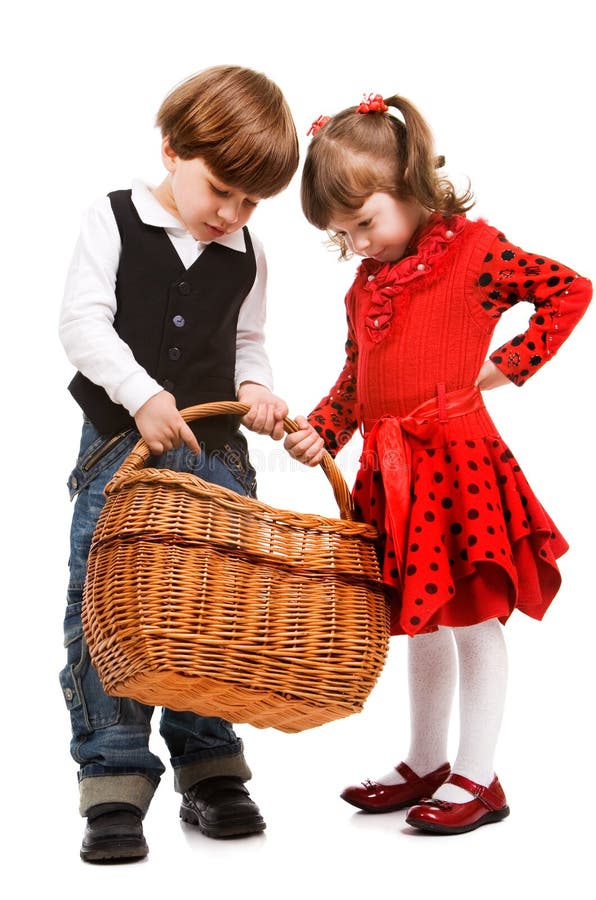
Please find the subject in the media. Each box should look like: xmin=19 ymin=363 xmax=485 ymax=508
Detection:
xmin=384 ymin=94 xmax=473 ymax=215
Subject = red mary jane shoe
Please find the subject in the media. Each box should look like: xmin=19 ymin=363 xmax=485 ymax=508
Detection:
xmin=406 ymin=773 xmax=510 ymax=834
xmin=340 ymin=761 xmax=451 ymax=813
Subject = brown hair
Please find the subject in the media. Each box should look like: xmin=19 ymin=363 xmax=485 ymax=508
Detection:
xmin=156 ymin=65 xmax=299 ymax=198
xmin=301 ymin=94 xmax=474 ymax=256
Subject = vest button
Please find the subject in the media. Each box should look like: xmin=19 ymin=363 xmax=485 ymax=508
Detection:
xmin=168 ymin=347 xmax=182 ymax=361
xmin=173 ymin=315 xmax=185 ymax=327
xmin=163 ymin=379 xmax=174 ymax=392
xmin=178 ymin=281 xmax=192 ymax=295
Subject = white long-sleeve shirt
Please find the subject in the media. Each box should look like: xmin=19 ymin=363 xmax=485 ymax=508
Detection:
xmin=59 ymin=179 xmax=274 ymax=418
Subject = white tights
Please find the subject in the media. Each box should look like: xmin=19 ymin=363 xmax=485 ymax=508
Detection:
xmin=377 ymin=618 xmax=508 ymax=802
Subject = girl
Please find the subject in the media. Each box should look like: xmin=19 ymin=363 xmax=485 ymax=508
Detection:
xmin=285 ymin=93 xmax=591 ymax=834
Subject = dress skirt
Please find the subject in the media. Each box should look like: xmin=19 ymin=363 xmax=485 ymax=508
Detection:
xmin=352 ymin=388 xmax=568 ymax=636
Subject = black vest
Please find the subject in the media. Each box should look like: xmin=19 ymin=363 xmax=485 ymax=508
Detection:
xmin=68 ymin=189 xmax=257 ymax=448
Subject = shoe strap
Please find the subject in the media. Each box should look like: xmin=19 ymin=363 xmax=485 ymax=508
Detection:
xmin=396 ymin=761 xmax=422 ymax=784
xmin=447 ymin=773 xmax=502 ymax=810
xmin=87 ymin=802 xmax=143 ymax=820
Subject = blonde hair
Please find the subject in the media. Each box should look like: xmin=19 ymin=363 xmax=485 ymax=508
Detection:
xmin=301 ymin=94 xmax=473 ymax=257
xmin=156 ymin=65 xmax=299 ymax=198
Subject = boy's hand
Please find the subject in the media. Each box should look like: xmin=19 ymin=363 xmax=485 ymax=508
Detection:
xmin=134 ymin=391 xmax=200 ymax=455
xmin=284 ymin=415 xmax=326 ymax=467
xmin=474 ymin=360 xmax=511 ymax=391
xmin=238 ymin=382 xmax=288 ymax=441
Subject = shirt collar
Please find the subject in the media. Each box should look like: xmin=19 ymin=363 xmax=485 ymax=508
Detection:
xmin=130 ymin=178 xmax=247 ymax=253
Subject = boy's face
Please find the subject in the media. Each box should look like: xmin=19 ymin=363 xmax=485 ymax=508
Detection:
xmin=159 ymin=140 xmax=261 ymax=242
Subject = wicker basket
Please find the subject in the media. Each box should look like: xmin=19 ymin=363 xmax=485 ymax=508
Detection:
xmin=82 ymin=402 xmax=390 ymax=733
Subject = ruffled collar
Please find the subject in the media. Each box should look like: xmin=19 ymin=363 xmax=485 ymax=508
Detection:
xmin=356 ymin=214 xmax=467 ymax=343
xmin=359 ymin=213 xmax=466 ymax=285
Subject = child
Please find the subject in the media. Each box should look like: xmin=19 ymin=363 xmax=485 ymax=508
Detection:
xmin=285 ymin=92 xmax=591 ymax=834
xmin=59 ymin=65 xmax=299 ymax=862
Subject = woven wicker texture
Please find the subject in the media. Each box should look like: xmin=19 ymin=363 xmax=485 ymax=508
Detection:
xmin=82 ymin=402 xmax=390 ymax=733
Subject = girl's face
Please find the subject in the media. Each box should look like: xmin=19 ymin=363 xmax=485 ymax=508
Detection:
xmin=328 ymin=192 xmax=430 ymax=264
xmin=155 ymin=139 xmax=261 ymax=242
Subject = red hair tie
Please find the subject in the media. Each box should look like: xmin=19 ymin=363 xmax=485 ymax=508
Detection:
xmin=307 ymin=114 xmax=330 ymax=136
xmin=357 ymin=93 xmax=388 ymax=114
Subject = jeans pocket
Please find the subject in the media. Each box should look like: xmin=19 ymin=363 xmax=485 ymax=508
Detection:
xmin=59 ymin=601 xmax=121 ymax=733
xmin=67 ymin=420 xmax=136 ymax=499
xmin=219 ymin=436 xmax=258 ymax=497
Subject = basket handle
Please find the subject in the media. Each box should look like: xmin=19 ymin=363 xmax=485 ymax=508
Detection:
xmin=114 ymin=401 xmax=356 ymax=521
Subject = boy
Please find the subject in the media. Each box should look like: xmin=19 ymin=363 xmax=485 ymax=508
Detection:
xmin=59 ymin=65 xmax=299 ymax=862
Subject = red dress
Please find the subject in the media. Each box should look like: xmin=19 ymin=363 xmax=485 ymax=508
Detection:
xmin=308 ymin=214 xmax=592 ymax=636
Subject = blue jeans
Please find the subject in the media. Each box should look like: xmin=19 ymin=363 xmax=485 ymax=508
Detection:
xmin=59 ymin=419 xmax=258 ymax=816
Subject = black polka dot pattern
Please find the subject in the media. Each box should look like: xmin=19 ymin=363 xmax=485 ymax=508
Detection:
xmin=352 ymin=432 xmax=568 ymax=637
xmin=474 ymin=233 xmax=590 ymax=386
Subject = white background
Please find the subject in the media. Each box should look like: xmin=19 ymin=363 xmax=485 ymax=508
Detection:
xmin=1 ymin=1 xmax=594 ymax=896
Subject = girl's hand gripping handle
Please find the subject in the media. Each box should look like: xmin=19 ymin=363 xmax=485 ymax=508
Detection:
xmin=284 ymin=415 xmax=326 ymax=467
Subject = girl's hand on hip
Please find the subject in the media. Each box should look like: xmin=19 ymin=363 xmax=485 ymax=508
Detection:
xmin=134 ymin=391 xmax=200 ymax=455
xmin=284 ymin=415 xmax=326 ymax=467
xmin=475 ymin=360 xmax=511 ymax=391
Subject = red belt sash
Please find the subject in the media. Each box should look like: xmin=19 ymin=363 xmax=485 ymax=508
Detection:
xmin=358 ymin=385 xmax=485 ymax=583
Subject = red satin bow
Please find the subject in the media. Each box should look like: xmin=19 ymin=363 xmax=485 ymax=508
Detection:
xmin=359 ymin=386 xmax=484 ymax=582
